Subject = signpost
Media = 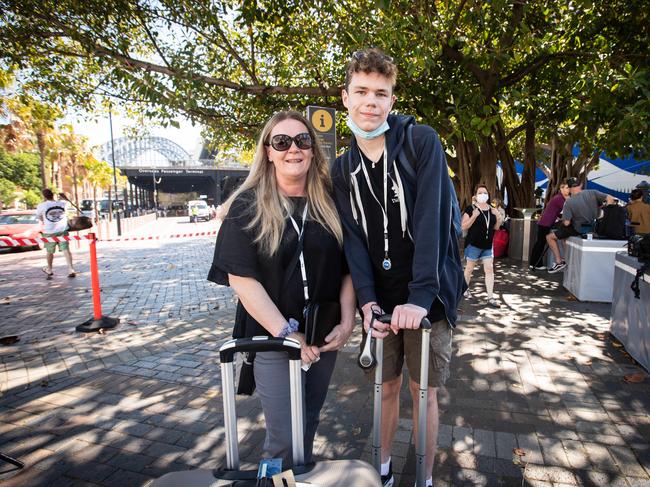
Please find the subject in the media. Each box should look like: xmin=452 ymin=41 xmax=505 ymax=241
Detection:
xmin=307 ymin=106 xmax=336 ymax=166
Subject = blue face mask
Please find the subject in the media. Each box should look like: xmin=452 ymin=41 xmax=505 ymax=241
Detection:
xmin=347 ymin=116 xmax=390 ymax=140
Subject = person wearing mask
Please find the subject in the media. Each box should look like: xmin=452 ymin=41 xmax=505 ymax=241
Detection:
xmin=529 ymin=182 xmax=570 ymax=270
xmin=627 ymin=188 xmax=650 ymax=234
xmin=461 ymin=184 xmax=503 ymax=307
xmin=208 ymin=111 xmax=355 ymax=466
xmin=332 ymin=48 xmax=465 ymax=487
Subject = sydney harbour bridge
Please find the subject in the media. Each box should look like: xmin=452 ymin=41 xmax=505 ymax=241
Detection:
xmin=96 ymin=136 xmax=248 ymax=208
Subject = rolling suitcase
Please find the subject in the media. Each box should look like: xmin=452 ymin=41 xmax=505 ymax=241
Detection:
xmin=148 ymin=336 xmax=381 ymax=487
xmin=358 ymin=314 xmax=433 ymax=487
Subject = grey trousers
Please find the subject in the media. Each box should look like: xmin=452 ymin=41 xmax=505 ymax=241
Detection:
xmin=253 ymin=350 xmax=337 ymax=465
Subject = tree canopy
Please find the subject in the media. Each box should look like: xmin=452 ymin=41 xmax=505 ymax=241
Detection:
xmin=2 ymin=0 xmax=648 ymax=207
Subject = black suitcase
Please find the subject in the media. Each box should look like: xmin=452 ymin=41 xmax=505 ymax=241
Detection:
xmin=147 ymin=336 xmax=381 ymax=487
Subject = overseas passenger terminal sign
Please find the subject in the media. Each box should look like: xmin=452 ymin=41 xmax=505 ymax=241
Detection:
xmin=307 ymin=106 xmax=336 ymax=166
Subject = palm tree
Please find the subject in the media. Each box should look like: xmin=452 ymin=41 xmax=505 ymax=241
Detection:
xmin=83 ymin=156 xmax=113 ymax=223
xmin=59 ymin=124 xmax=87 ymax=208
xmin=7 ymin=96 xmax=61 ymax=189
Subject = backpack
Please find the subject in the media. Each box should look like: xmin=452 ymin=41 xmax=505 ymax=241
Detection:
xmin=341 ymin=123 xmax=463 ymax=238
xmin=595 ymin=204 xmax=627 ymax=240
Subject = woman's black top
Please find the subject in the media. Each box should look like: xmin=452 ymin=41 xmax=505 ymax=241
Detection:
xmin=464 ymin=205 xmax=497 ymax=249
xmin=207 ymin=190 xmax=347 ymax=338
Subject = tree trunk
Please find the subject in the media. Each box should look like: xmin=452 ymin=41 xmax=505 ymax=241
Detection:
xmin=455 ymin=138 xmax=479 ymax=208
xmin=478 ymin=135 xmax=498 ymax=199
xmin=36 ymin=131 xmax=47 ymax=189
xmin=520 ymin=112 xmax=537 ymax=208
xmin=547 ymin=136 xmax=573 ymax=202
xmin=71 ymin=154 xmax=79 ymax=208
xmin=93 ymin=186 xmax=99 ymax=224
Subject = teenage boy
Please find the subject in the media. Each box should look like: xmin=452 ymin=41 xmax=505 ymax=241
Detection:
xmin=332 ymin=48 xmax=465 ymax=487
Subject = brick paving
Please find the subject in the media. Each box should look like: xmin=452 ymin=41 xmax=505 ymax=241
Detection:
xmin=0 ymin=217 xmax=648 ymax=486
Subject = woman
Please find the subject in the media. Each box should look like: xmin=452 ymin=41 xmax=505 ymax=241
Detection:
xmin=529 ymin=182 xmax=570 ymax=270
xmin=208 ymin=111 xmax=355 ymax=465
xmin=461 ymin=184 xmax=502 ymax=308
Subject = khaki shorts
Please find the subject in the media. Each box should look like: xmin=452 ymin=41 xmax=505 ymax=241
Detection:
xmin=43 ymin=231 xmax=70 ymax=253
xmin=361 ymin=318 xmax=453 ymax=387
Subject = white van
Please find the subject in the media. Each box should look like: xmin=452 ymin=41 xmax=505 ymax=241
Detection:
xmin=188 ymin=200 xmax=211 ymax=222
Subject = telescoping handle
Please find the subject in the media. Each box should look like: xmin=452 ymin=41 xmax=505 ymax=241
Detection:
xmin=218 ymin=336 xmax=305 ymax=471
xmin=374 ymin=313 xmax=432 ymax=329
xmin=372 ymin=313 xmax=432 ymax=487
xmin=219 ymin=336 xmax=302 ymax=363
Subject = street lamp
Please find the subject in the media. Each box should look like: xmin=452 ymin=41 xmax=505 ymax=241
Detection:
xmin=108 ymin=104 xmax=122 ymax=236
xmin=153 ymin=173 xmax=161 ymax=219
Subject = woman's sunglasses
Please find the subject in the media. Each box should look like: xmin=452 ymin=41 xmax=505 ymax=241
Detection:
xmin=266 ymin=133 xmax=313 ymax=152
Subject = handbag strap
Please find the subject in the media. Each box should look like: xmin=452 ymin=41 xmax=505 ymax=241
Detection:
xmin=61 ymin=196 xmax=82 ymax=215
xmin=282 ymin=230 xmax=305 ymax=291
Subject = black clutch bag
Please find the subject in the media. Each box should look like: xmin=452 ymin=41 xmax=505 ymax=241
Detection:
xmin=304 ymin=301 xmax=341 ymax=347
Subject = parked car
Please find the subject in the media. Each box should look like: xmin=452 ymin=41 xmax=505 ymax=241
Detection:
xmin=188 ymin=200 xmax=211 ymax=222
xmin=0 ymin=210 xmax=43 ymax=250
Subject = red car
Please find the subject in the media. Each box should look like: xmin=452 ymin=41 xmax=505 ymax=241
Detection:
xmin=0 ymin=210 xmax=44 ymax=250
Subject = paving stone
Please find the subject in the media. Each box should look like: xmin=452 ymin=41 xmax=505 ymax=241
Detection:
xmin=452 ymin=426 xmax=474 ymax=453
xmin=607 ymin=445 xmax=649 ymax=478
xmin=104 ymin=469 xmax=151 ymax=486
xmin=63 ymin=460 xmax=117 ymax=482
xmin=473 ymin=429 xmax=496 ymax=458
xmin=495 ymin=431 xmax=518 ymax=460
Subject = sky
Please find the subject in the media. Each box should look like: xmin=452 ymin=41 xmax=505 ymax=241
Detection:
xmin=65 ymin=111 xmax=204 ymax=159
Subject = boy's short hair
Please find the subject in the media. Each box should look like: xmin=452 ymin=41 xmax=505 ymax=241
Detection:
xmin=344 ymin=48 xmax=398 ymax=90
xmin=42 ymin=188 xmax=54 ymax=199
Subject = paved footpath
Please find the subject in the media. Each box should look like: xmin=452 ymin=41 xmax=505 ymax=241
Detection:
xmin=0 ymin=218 xmax=648 ymax=486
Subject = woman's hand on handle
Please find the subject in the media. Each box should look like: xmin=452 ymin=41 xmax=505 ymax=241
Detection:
xmin=288 ymin=332 xmax=320 ymax=365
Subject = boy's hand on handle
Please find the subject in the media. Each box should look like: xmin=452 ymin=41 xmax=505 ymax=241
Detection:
xmin=361 ymin=301 xmax=388 ymax=339
xmin=390 ymin=304 xmax=428 ymax=335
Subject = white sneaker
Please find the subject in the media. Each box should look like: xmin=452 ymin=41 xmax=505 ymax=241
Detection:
xmin=548 ymin=261 xmax=567 ymax=273
xmin=463 ymin=288 xmax=472 ymax=299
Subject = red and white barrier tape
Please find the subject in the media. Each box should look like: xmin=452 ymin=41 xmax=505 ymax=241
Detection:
xmin=101 ymin=231 xmax=217 ymax=242
xmin=0 ymin=230 xmax=217 ymax=247
xmin=0 ymin=234 xmax=93 ymax=247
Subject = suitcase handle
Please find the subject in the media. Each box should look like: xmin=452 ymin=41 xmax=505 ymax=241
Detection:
xmin=375 ymin=313 xmax=432 ymax=329
xmin=219 ymin=336 xmax=302 ymax=363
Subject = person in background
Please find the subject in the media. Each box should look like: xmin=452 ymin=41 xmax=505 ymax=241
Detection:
xmin=529 ymin=181 xmax=570 ymax=270
xmin=491 ymin=198 xmax=508 ymax=230
xmin=36 ymin=189 xmax=76 ymax=278
xmin=627 ymin=188 xmax=650 ymax=234
xmin=636 ymin=180 xmax=650 ymax=205
xmin=462 ymin=184 xmax=503 ymax=308
xmin=546 ymin=177 xmax=615 ymax=273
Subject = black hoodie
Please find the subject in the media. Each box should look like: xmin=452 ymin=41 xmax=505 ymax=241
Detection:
xmin=332 ymin=114 xmax=465 ymax=327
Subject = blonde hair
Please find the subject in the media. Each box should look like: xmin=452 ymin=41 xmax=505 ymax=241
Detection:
xmin=222 ymin=111 xmax=343 ymax=256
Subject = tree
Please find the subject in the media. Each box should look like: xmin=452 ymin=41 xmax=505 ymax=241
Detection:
xmin=5 ymin=96 xmax=62 ymax=189
xmin=0 ymin=178 xmax=17 ymax=209
xmin=59 ymin=124 xmax=87 ymax=208
xmin=0 ymin=147 xmax=41 ymax=191
xmin=2 ymin=1 xmax=648 ymax=206
xmin=22 ymin=189 xmax=41 ymax=208
xmin=83 ymin=155 xmax=113 ymax=222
